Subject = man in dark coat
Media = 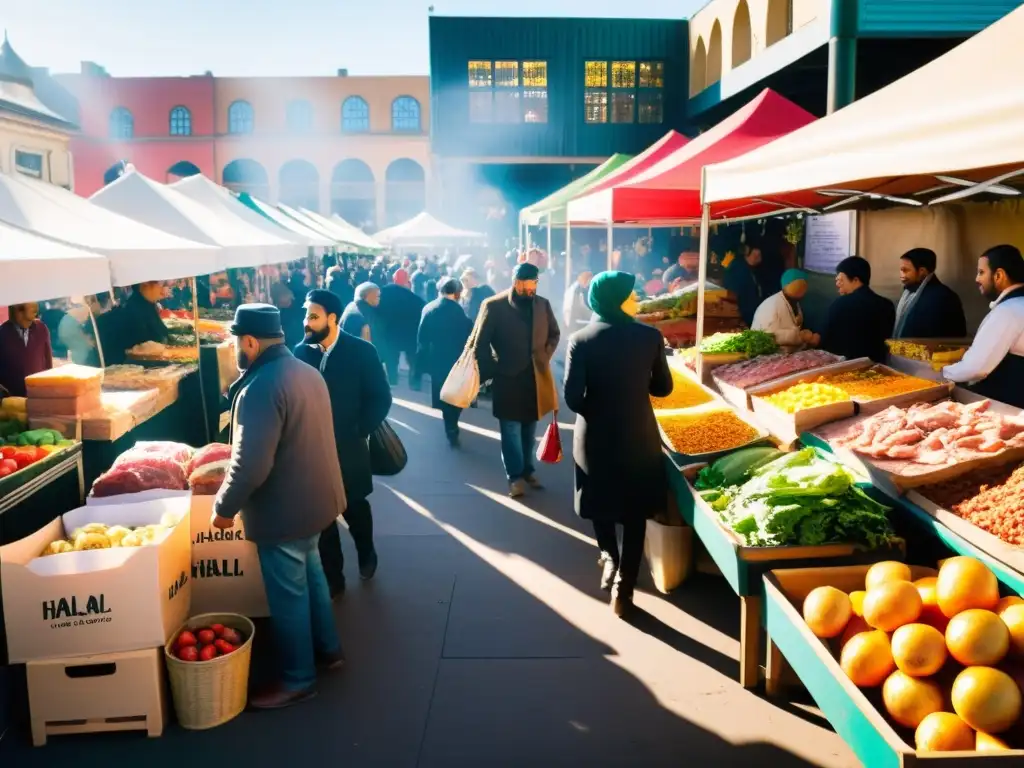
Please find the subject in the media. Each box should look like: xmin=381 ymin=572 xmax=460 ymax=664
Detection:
xmin=417 ymin=278 xmax=473 ymax=446
xmin=822 ymin=256 xmax=897 ymax=363
xmin=460 ymin=267 xmax=495 ymax=323
xmin=564 ymin=272 xmax=672 ymax=616
xmin=295 ymin=290 xmax=392 ymax=594
xmin=120 ymin=281 xmax=170 ymax=351
xmin=213 ymin=304 xmax=345 ymax=708
xmin=474 ymin=263 xmax=561 ymax=498
xmin=325 ymin=266 xmax=355 ymax=308
xmin=894 ymin=247 xmax=968 ymax=339
xmin=340 ymin=282 xmax=380 ymax=343
xmin=0 ymin=303 xmax=53 ymax=396
xmin=377 ymin=269 xmax=426 ymax=387
xmin=723 ymin=241 xmax=767 ymax=326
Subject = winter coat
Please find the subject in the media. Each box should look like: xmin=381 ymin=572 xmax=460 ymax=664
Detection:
xmin=822 ymin=286 xmax=896 ymax=364
xmin=294 ymin=334 xmax=392 ymax=502
xmin=474 ymin=290 xmax=560 ymax=423
xmin=894 ymin=275 xmax=968 ymax=340
xmin=341 ymin=300 xmax=380 ymax=343
xmin=215 ymin=345 xmax=346 ymax=543
xmin=563 ymin=321 xmax=673 ymax=523
xmin=417 ymin=297 xmax=473 ymax=408
xmin=378 ymin=283 xmax=426 ymax=353
xmin=465 ymin=284 xmax=496 ymax=323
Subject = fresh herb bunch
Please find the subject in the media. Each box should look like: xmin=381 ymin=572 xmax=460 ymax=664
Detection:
xmin=700 ymin=330 xmax=779 ymax=357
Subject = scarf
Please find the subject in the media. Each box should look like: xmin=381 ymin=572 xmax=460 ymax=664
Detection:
xmin=587 ymin=271 xmax=636 ymax=325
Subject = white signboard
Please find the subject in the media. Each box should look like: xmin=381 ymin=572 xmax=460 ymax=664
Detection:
xmin=804 ymin=212 xmax=855 ymax=273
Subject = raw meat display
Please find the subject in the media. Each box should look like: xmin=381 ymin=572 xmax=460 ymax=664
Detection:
xmin=187 ymin=443 xmax=231 ymax=474
xmin=188 ymin=459 xmax=230 ymax=496
xmin=714 ymin=350 xmax=842 ymax=389
xmin=111 ymin=454 xmax=188 ymax=488
xmin=90 ymin=465 xmax=187 ymax=497
xmin=832 ymin=400 xmax=1024 ymax=466
xmin=126 ymin=441 xmax=194 ymax=466
xmin=918 ymin=463 xmax=1024 ymax=546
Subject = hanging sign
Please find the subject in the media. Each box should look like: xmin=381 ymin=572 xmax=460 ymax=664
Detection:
xmin=804 ymin=212 xmax=855 ymax=273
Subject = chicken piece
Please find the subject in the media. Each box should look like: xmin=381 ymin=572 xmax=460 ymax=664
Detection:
xmin=909 ymin=404 xmax=960 ymax=432
xmin=962 ymin=399 xmax=992 ymax=415
xmin=886 ymin=444 xmax=922 ymax=460
xmin=921 ymin=428 xmax=950 ymax=451
xmin=879 ymin=428 xmax=925 ymax=451
xmin=998 ymin=418 xmax=1024 ymax=440
xmin=916 ymin=449 xmax=955 ymax=465
xmin=953 ymin=435 xmax=987 ymax=451
xmin=978 ymin=436 xmax=1006 ymax=453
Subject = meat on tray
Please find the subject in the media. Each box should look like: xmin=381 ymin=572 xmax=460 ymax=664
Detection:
xmin=832 ymin=400 xmax=1024 ymax=466
xmin=713 ymin=350 xmax=842 ymax=389
xmin=919 ymin=463 xmax=1024 ymax=546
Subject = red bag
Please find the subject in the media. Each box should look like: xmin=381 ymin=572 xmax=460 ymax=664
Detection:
xmin=535 ymin=417 xmax=563 ymax=464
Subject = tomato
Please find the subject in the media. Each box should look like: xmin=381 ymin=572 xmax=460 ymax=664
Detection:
xmin=177 ymin=645 xmax=199 ymax=662
xmin=197 ymin=629 xmax=216 ymax=645
xmin=214 ymin=639 xmax=236 ymax=655
xmin=12 ymin=453 xmax=34 ymax=469
xmin=199 ymin=644 xmax=218 ymax=661
xmin=1 ymin=458 xmax=16 ymax=472
xmin=220 ymin=627 xmax=242 ymax=645
xmin=176 ymin=630 xmax=197 ymax=648
xmin=0 ymin=446 xmax=15 ymax=459
xmin=0 ymin=466 xmax=12 ymax=478
xmin=211 ymin=623 xmax=226 ymax=638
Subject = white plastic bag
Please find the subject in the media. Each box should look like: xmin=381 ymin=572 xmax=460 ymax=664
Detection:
xmin=440 ymin=352 xmax=480 ymax=408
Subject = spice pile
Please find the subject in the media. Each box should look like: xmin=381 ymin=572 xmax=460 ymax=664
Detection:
xmin=714 ymin=349 xmax=842 ymax=389
xmin=918 ymin=463 xmax=1024 ymax=545
xmin=650 ymin=368 xmax=714 ymax=411
xmin=832 ymin=399 xmax=1024 ymax=465
xmin=657 ymin=409 xmax=760 ymax=455
xmin=764 ymin=382 xmax=851 ymax=413
xmin=820 ymin=366 xmax=935 ymax=401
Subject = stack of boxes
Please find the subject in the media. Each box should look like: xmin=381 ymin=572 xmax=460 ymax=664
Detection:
xmin=25 ymin=365 xmax=103 ymax=426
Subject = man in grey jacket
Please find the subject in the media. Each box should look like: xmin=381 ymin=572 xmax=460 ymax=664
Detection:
xmin=212 ymin=304 xmax=347 ymax=709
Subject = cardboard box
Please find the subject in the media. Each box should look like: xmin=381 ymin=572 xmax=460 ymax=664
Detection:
xmin=88 ymin=491 xmax=269 ymax=618
xmin=0 ymin=496 xmax=192 ymax=663
xmin=26 ymin=647 xmax=167 ymax=746
xmin=27 ymin=391 xmax=103 ymax=418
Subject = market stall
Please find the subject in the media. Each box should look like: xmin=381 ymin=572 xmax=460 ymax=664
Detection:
xmin=374 ymin=211 xmax=486 ymax=249
xmin=234 ymin=192 xmax=335 ymax=247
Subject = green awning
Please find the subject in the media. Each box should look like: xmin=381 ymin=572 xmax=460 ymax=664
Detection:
xmin=520 ymin=153 xmax=632 ymax=227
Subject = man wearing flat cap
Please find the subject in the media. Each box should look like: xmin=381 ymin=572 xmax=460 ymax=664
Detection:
xmin=212 ymin=303 xmax=346 ymax=709
xmin=295 ymin=290 xmax=392 ymax=595
xmin=473 ymin=262 xmax=561 ymax=498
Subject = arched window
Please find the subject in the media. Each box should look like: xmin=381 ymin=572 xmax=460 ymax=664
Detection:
xmin=690 ymin=38 xmax=708 ymax=96
xmin=286 ymin=99 xmax=314 ymax=133
xmin=169 ymin=106 xmax=192 ymax=136
xmin=707 ymin=21 xmax=724 ymax=87
xmin=342 ymin=96 xmax=370 ymax=133
xmin=732 ymin=0 xmax=753 ymax=68
xmin=228 ymin=100 xmax=254 ymax=135
xmin=109 ymin=107 xmax=134 ymax=139
xmin=391 ymin=96 xmax=421 ymax=132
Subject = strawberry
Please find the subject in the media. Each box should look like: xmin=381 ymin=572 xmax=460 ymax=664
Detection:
xmin=199 ymin=644 xmax=218 ymax=661
xmin=176 ymin=630 xmax=198 ymax=648
xmin=214 ymin=639 xmax=235 ymax=655
xmin=197 ymin=629 xmax=216 ymax=645
xmin=211 ymin=623 xmax=226 ymax=638
xmin=177 ymin=645 xmax=199 ymax=662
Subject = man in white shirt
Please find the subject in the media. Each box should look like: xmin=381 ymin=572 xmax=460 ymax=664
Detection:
xmin=751 ymin=269 xmax=819 ymax=349
xmin=943 ymin=244 xmax=1024 ymax=407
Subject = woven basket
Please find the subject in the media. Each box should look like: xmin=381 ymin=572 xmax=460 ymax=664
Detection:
xmin=164 ymin=612 xmax=255 ymax=730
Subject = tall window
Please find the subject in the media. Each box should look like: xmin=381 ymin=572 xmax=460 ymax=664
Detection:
xmin=286 ymin=99 xmax=314 ymax=133
xmin=584 ymin=61 xmax=664 ymax=125
xmin=342 ymin=96 xmax=370 ymax=132
xmin=109 ymin=107 xmax=134 ymax=139
xmin=467 ymin=60 xmax=548 ymax=124
xmin=228 ymin=100 xmax=254 ymax=135
xmin=169 ymin=106 xmax=192 ymax=136
xmin=391 ymin=96 xmax=421 ymax=132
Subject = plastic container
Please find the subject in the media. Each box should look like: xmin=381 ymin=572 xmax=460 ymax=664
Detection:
xmin=164 ymin=612 xmax=255 ymax=730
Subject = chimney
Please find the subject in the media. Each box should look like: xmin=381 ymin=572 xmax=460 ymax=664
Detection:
xmin=337 ymin=68 xmax=349 ymax=77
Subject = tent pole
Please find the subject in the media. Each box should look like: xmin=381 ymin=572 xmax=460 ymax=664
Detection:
xmin=606 ymin=220 xmax=613 ymax=271
xmin=546 ymin=212 xmax=553 ymax=266
xmin=695 ymin=194 xmax=711 ymax=383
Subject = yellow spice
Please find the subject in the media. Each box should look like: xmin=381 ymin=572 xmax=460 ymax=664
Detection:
xmin=658 ymin=410 xmax=759 ymax=455
xmin=650 ymin=369 xmax=714 ymax=411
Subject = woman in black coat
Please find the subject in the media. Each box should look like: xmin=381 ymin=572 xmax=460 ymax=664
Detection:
xmin=563 ymin=271 xmax=673 ymax=617
xmin=417 ymin=278 xmax=473 ymax=445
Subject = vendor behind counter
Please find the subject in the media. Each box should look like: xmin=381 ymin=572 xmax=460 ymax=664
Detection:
xmin=0 ymin=302 xmax=53 ymax=397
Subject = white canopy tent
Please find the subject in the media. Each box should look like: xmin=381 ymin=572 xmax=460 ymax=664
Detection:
xmin=0 ymin=220 xmax=111 ymax=305
xmin=91 ymin=170 xmax=286 ymax=272
xmin=302 ymin=209 xmax=383 ymax=251
xmin=274 ymin=203 xmax=375 ymax=252
xmin=235 ymin=192 xmax=335 ymax=246
xmin=374 ymin=211 xmax=485 ymax=248
xmin=0 ymin=171 xmax=217 ymax=286
xmin=702 ymin=6 xmax=1024 ymax=216
xmin=171 ymin=175 xmax=324 ymax=252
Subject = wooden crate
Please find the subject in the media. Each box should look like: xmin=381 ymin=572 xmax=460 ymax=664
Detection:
xmin=764 ymin=565 xmax=1024 ymax=765
xmin=26 ymin=647 xmax=167 ymax=746
xmin=667 ymin=457 xmax=905 ymax=689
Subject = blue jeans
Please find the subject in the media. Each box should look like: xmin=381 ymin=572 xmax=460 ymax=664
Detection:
xmin=257 ymin=534 xmax=342 ymax=691
xmin=499 ymin=419 xmax=538 ymax=482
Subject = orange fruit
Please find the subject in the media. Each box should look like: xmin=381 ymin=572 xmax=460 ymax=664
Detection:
xmin=915 ymin=712 xmax=975 ymax=752
xmin=976 ymin=731 xmax=1012 ymax=751
xmin=951 ymin=666 xmax=1022 ymax=734
xmin=849 ymin=590 xmax=866 ymax=617
xmin=946 ymin=609 xmax=1010 ymax=666
xmin=841 ymin=629 xmax=896 ymax=687
xmin=863 ymin=580 xmax=922 ymax=632
xmin=891 ymin=623 xmax=948 ymax=677
xmin=937 ymin=556 xmax=999 ymax=618
xmin=999 ymin=603 xmax=1024 ymax=657
xmin=996 ymin=595 xmax=1024 ymax=613
xmin=865 ymin=561 xmax=912 ymax=591
xmin=914 ymin=576 xmax=950 ymax=632
xmin=838 ymin=615 xmax=871 ymax=652
xmin=882 ymin=670 xmax=945 ymax=728
xmin=803 ymin=586 xmax=853 ymax=639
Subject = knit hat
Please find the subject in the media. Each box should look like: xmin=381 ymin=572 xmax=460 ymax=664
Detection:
xmin=512 ymin=262 xmax=540 ymax=281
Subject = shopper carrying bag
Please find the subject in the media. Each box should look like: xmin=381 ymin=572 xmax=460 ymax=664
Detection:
xmin=535 ymin=413 xmax=562 ymax=464
xmin=440 ymin=322 xmax=480 ymax=409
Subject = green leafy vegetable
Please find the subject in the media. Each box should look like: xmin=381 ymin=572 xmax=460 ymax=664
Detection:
xmin=709 ymin=448 xmax=895 ymax=549
xmin=699 ymin=331 xmax=779 ymax=358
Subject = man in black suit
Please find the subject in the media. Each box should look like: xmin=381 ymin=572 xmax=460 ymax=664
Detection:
xmin=821 ymin=256 xmax=896 ymax=364
xmin=893 ymin=248 xmax=967 ymax=339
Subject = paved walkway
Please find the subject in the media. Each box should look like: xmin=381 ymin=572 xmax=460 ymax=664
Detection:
xmin=1 ymin=385 xmax=860 ymax=767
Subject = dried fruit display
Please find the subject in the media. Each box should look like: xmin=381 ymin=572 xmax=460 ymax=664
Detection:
xmin=657 ymin=409 xmax=760 ymax=455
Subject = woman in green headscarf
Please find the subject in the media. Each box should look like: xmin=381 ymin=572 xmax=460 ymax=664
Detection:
xmin=563 ymin=271 xmax=673 ymax=617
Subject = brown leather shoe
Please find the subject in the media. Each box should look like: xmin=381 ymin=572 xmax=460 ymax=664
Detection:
xmin=611 ymin=587 xmax=634 ymax=618
xmin=249 ymin=684 xmax=317 ymax=710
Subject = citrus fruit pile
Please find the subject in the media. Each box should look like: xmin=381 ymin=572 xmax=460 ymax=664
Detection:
xmin=801 ymin=557 xmax=1024 ymax=752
